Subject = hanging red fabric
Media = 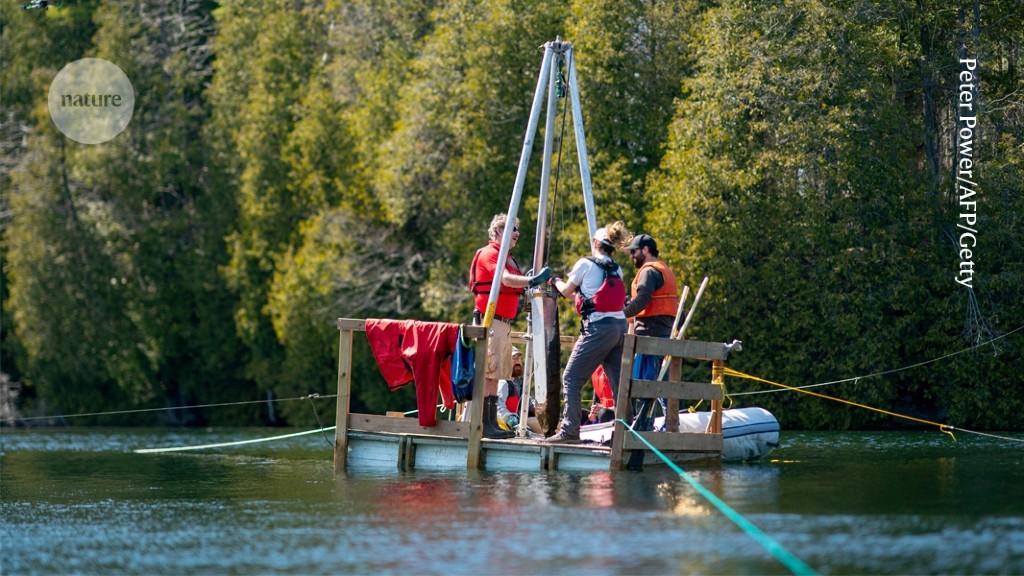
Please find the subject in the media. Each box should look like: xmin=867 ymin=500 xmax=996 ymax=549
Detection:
xmin=365 ymin=319 xmax=459 ymax=426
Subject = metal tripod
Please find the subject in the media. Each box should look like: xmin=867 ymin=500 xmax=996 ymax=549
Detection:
xmin=480 ymin=39 xmax=599 ymax=437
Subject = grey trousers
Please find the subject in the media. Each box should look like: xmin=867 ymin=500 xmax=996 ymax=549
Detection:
xmin=559 ymin=317 xmax=627 ymax=435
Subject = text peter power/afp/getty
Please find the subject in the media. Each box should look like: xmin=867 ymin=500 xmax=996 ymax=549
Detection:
xmin=955 ymin=57 xmax=979 ymax=290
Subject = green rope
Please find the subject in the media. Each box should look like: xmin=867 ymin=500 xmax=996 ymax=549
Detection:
xmin=616 ymin=419 xmax=817 ymax=576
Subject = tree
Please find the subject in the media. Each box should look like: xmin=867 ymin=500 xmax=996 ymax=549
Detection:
xmin=648 ymin=0 xmax=929 ymax=429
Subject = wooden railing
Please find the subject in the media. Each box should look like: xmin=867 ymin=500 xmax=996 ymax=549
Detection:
xmin=335 ymin=317 xmax=737 ymax=472
xmin=333 ymin=318 xmax=488 ymax=472
xmin=609 ymin=334 xmax=737 ymax=469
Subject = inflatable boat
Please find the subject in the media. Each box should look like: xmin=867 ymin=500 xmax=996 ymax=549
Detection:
xmin=580 ymin=406 xmax=780 ymax=461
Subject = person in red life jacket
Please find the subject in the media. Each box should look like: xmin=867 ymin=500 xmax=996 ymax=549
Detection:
xmin=547 ymin=221 xmax=630 ymax=443
xmin=624 ymin=233 xmax=680 ymax=422
xmin=496 ymin=347 xmax=543 ymax=433
xmin=468 ymin=213 xmax=550 ymax=438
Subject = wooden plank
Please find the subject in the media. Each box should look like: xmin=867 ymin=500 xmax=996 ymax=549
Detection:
xmin=334 ymin=328 xmax=354 ymax=474
xmin=348 ymin=413 xmax=471 ymax=438
xmin=634 ymin=336 xmax=731 ymax=361
xmin=609 ymin=334 xmax=637 ymax=470
xmin=623 ymin=432 xmax=723 ymax=453
xmin=466 ymin=331 xmax=487 ymax=469
xmin=665 ymin=358 xmax=681 ymax=433
xmin=336 ymin=318 xmax=485 ymax=340
xmin=511 ymin=331 xmax=576 ymax=348
xmin=337 ymin=318 xmax=366 ymax=331
xmin=346 ymin=434 xmax=401 ymax=469
xmin=630 ymin=380 xmax=723 ymax=401
xmin=411 ymin=442 xmax=469 ymax=471
xmin=710 ymin=360 xmax=724 ymax=434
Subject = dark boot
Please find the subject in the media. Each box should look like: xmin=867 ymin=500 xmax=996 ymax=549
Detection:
xmin=483 ymin=396 xmax=513 ymax=439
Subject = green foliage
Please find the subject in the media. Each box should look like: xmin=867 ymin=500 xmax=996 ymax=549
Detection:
xmin=6 ymin=0 xmax=248 ymax=424
xmin=648 ymin=0 xmax=1022 ymax=429
xmin=567 ymin=0 xmax=701 ymax=227
xmin=3 ymin=0 xmax=1021 ymax=429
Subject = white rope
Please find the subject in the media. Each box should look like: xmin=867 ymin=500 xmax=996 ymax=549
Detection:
xmin=4 ymin=393 xmax=337 ymax=423
xmin=134 ymin=426 xmax=336 ymax=454
xmin=731 ymin=323 xmax=1024 ymax=397
xmin=947 ymin=427 xmax=1024 ymax=443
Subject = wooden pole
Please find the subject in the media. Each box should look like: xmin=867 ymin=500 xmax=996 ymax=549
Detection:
xmin=333 ymin=326 xmax=354 ymax=474
xmin=466 ymin=330 xmax=488 ymax=469
xmin=662 ymin=290 xmax=688 ymax=434
xmin=676 ymin=277 xmax=709 ymax=344
xmin=710 ymin=360 xmax=724 ymax=435
xmin=610 ymin=334 xmax=637 ymax=470
xmin=666 ymin=358 xmax=681 ymax=432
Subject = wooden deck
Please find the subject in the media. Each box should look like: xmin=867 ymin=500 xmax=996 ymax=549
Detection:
xmin=347 ymin=431 xmax=612 ymax=471
xmin=334 ymin=317 xmax=738 ymax=472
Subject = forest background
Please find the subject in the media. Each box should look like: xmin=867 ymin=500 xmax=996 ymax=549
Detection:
xmin=2 ymin=0 xmax=1021 ymax=430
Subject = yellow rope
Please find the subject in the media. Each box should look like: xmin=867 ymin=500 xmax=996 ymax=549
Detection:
xmin=723 ymin=367 xmax=957 ymax=441
xmin=689 ymin=362 xmax=734 ymax=413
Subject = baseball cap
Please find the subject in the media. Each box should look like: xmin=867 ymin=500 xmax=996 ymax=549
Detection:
xmin=627 ymin=233 xmax=657 ymax=252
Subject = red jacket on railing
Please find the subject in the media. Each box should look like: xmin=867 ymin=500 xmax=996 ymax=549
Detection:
xmin=365 ymin=319 xmax=460 ymax=427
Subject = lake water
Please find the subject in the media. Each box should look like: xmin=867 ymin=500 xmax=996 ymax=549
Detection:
xmin=2 ymin=428 xmax=1022 ymax=574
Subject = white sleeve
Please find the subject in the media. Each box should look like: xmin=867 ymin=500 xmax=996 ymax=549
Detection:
xmin=496 ymin=380 xmax=512 ymax=419
xmin=567 ymin=258 xmax=591 ymax=287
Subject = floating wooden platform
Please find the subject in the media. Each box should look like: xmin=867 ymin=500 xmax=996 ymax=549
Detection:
xmin=334 ymin=317 xmax=738 ymax=473
xmin=348 ymin=431 xmax=613 ymax=472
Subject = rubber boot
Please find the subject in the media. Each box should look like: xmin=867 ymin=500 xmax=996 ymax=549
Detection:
xmin=484 ymin=396 xmax=513 ymax=439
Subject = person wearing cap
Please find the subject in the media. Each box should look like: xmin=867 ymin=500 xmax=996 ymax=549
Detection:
xmin=468 ymin=213 xmax=550 ymax=439
xmin=624 ymin=233 xmax=680 ymax=423
xmin=496 ymin=347 xmax=543 ymax=433
xmin=547 ymin=221 xmax=630 ymax=443
xmin=624 ymin=233 xmax=679 ymax=338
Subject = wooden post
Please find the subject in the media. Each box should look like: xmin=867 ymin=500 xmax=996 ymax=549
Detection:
xmin=710 ymin=359 xmax=724 ymax=434
xmin=610 ymin=334 xmax=637 ymax=470
xmin=334 ymin=325 xmax=355 ymax=474
xmin=466 ymin=330 xmax=488 ymax=469
xmin=666 ymin=357 xmax=681 ymax=432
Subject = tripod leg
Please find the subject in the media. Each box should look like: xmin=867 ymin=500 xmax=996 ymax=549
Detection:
xmin=481 ymin=44 xmax=554 ymax=328
xmin=566 ymin=47 xmax=597 ymax=238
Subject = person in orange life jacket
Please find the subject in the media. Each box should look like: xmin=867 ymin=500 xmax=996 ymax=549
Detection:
xmin=547 ymin=221 xmax=630 ymax=443
xmin=624 ymin=233 xmax=680 ymax=426
xmin=496 ymin=347 xmax=543 ymax=433
xmin=468 ymin=213 xmax=550 ymax=439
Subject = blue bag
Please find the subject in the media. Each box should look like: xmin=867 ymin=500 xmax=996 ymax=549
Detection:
xmin=451 ymin=325 xmax=475 ymax=402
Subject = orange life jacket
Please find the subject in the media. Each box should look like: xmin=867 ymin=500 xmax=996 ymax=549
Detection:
xmin=631 ymin=260 xmax=679 ymax=318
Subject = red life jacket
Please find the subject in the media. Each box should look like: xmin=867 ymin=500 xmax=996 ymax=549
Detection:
xmin=574 ymin=257 xmax=626 ymax=318
xmin=503 ymin=378 xmax=522 ymax=413
xmin=506 ymin=391 xmax=520 ymax=414
xmin=469 ymin=242 xmax=523 ymax=319
xmin=591 ymin=366 xmax=616 ymax=408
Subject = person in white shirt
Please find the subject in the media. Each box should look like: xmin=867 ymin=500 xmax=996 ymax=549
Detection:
xmin=547 ymin=221 xmax=630 ymax=443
